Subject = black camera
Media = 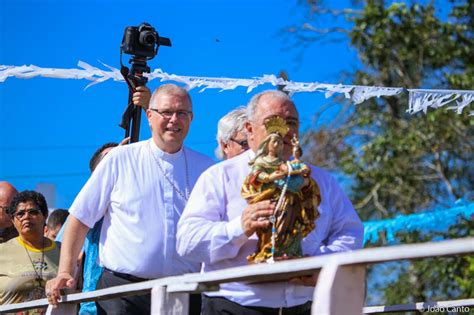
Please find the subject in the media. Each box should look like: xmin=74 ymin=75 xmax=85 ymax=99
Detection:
xmin=119 ymin=22 xmax=171 ymax=143
xmin=121 ymin=22 xmax=171 ymax=59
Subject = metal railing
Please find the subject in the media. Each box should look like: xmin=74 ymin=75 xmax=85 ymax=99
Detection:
xmin=1 ymin=237 xmax=473 ymax=314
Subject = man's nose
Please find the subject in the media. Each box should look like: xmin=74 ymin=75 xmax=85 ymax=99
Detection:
xmin=168 ymin=113 xmax=179 ymax=123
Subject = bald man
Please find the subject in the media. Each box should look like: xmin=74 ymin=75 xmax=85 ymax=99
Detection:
xmin=0 ymin=181 xmax=19 ymax=243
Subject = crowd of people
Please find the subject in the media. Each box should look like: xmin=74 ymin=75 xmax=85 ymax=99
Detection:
xmin=0 ymin=84 xmax=363 ymax=315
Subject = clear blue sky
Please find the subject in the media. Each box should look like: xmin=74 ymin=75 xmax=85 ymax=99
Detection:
xmin=0 ymin=0 xmax=359 ymax=208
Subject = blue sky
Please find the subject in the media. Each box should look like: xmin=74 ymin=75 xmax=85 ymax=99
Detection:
xmin=0 ymin=0 xmax=359 ymax=208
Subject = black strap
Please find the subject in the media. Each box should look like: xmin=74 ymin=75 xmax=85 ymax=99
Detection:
xmin=103 ymin=267 xmax=148 ymax=283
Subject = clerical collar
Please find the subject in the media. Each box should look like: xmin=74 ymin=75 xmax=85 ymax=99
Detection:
xmin=149 ymin=139 xmax=184 ymax=162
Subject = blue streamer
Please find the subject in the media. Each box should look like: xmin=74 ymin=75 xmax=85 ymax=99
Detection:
xmin=363 ymin=200 xmax=474 ymax=245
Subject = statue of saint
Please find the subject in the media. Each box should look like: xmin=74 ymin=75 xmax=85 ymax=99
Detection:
xmin=242 ymin=116 xmax=321 ymax=263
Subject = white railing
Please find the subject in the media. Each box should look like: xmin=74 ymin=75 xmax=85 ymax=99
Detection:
xmin=1 ymin=238 xmax=473 ymax=315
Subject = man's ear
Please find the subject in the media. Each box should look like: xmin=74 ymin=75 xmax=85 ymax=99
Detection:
xmin=146 ymin=110 xmax=154 ymax=128
xmin=44 ymin=225 xmax=49 ymax=235
xmin=146 ymin=109 xmax=153 ymax=120
xmin=220 ymin=140 xmax=229 ymax=156
xmin=244 ymin=121 xmax=253 ymax=139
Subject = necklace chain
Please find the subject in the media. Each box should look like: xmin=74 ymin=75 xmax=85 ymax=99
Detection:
xmin=268 ymin=161 xmax=292 ymax=264
xmin=22 ymin=237 xmax=45 ymax=289
xmin=150 ymin=145 xmax=190 ymax=202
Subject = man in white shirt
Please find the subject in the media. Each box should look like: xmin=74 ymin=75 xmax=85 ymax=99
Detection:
xmin=46 ymin=84 xmax=214 ymax=314
xmin=177 ymin=90 xmax=364 ymax=314
xmin=215 ymin=107 xmax=248 ymax=160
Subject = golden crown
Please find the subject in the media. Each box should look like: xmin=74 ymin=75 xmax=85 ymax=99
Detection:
xmin=264 ymin=116 xmax=289 ymax=137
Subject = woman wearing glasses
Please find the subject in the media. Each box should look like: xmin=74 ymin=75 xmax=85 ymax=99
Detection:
xmin=0 ymin=190 xmax=60 ymax=313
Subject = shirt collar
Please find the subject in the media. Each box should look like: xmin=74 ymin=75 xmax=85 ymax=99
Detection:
xmin=148 ymin=139 xmax=184 ymax=162
xmin=246 ymin=148 xmax=256 ymax=160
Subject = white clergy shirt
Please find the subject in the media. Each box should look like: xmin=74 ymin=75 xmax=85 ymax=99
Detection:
xmin=69 ymin=139 xmax=214 ymax=279
xmin=177 ymin=149 xmax=364 ymax=308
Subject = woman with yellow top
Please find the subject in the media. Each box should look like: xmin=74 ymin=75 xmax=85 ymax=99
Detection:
xmin=0 ymin=190 xmax=60 ymax=314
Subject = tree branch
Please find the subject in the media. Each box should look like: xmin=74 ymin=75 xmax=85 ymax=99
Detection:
xmin=355 ymin=182 xmax=381 ymax=209
xmin=301 ymin=23 xmax=350 ymax=35
xmin=307 ymin=7 xmax=363 ymax=16
xmin=433 ymin=152 xmax=460 ymax=200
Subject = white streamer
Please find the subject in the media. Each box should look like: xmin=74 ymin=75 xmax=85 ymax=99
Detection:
xmin=0 ymin=61 xmax=403 ymax=101
xmin=1 ymin=62 xmax=472 ymax=115
xmin=408 ymin=89 xmax=474 ymax=115
xmin=351 ymin=86 xmax=403 ymax=104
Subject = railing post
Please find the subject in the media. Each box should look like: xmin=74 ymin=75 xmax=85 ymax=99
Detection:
xmin=46 ymin=303 xmax=78 ymax=315
xmin=312 ymin=263 xmax=366 ymax=315
xmin=151 ymin=285 xmax=189 ymax=315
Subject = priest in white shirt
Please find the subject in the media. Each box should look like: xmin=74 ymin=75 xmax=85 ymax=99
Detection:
xmin=46 ymin=84 xmax=213 ymax=315
xmin=177 ymin=90 xmax=364 ymax=315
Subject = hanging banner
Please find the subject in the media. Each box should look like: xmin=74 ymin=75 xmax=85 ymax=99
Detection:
xmin=1 ymin=62 xmax=473 ymax=115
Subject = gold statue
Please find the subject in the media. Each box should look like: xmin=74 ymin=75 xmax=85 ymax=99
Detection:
xmin=242 ymin=116 xmax=321 ymax=263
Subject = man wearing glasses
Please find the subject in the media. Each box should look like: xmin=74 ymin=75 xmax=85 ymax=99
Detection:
xmin=46 ymin=84 xmax=213 ymax=314
xmin=215 ymin=107 xmax=249 ymax=160
xmin=0 ymin=182 xmax=18 ymax=244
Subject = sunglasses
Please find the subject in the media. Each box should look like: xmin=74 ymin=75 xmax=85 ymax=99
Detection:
xmin=13 ymin=208 xmax=42 ymax=220
xmin=230 ymin=138 xmax=249 ymax=149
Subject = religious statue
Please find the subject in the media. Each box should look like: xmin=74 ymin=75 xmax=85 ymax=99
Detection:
xmin=242 ymin=116 xmax=321 ymax=263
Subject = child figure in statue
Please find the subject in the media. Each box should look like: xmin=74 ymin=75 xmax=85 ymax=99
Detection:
xmin=242 ymin=116 xmax=321 ymax=263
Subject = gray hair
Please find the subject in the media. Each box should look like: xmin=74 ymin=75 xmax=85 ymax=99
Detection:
xmin=149 ymin=84 xmax=192 ymax=110
xmin=215 ymin=107 xmax=248 ymax=159
xmin=246 ymin=90 xmax=293 ymax=122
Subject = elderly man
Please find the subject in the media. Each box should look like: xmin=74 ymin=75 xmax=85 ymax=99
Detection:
xmin=177 ymin=90 xmax=364 ymax=314
xmin=0 ymin=182 xmax=18 ymax=243
xmin=47 ymin=84 xmax=213 ymax=314
xmin=215 ymin=107 xmax=248 ymax=160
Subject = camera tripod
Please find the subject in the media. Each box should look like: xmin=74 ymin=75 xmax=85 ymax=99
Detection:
xmin=119 ymin=57 xmax=150 ymax=143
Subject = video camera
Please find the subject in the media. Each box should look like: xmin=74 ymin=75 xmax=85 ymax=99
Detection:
xmin=119 ymin=22 xmax=172 ymax=143
xmin=121 ymin=23 xmax=171 ymax=60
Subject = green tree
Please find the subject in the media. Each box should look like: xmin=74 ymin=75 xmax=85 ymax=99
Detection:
xmin=289 ymin=0 xmax=474 ymax=306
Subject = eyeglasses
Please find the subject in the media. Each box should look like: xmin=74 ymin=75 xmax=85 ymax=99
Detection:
xmin=149 ymin=109 xmax=192 ymax=120
xmin=13 ymin=208 xmax=42 ymax=220
xmin=230 ymin=138 xmax=249 ymax=149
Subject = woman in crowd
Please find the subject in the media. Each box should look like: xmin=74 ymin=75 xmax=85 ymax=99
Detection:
xmin=0 ymin=190 xmax=60 ymax=314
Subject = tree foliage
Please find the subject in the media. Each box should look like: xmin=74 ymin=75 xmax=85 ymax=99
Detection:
xmin=291 ymin=0 xmax=474 ymax=305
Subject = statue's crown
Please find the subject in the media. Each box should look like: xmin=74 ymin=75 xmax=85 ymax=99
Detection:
xmin=264 ymin=116 xmax=289 ymax=137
